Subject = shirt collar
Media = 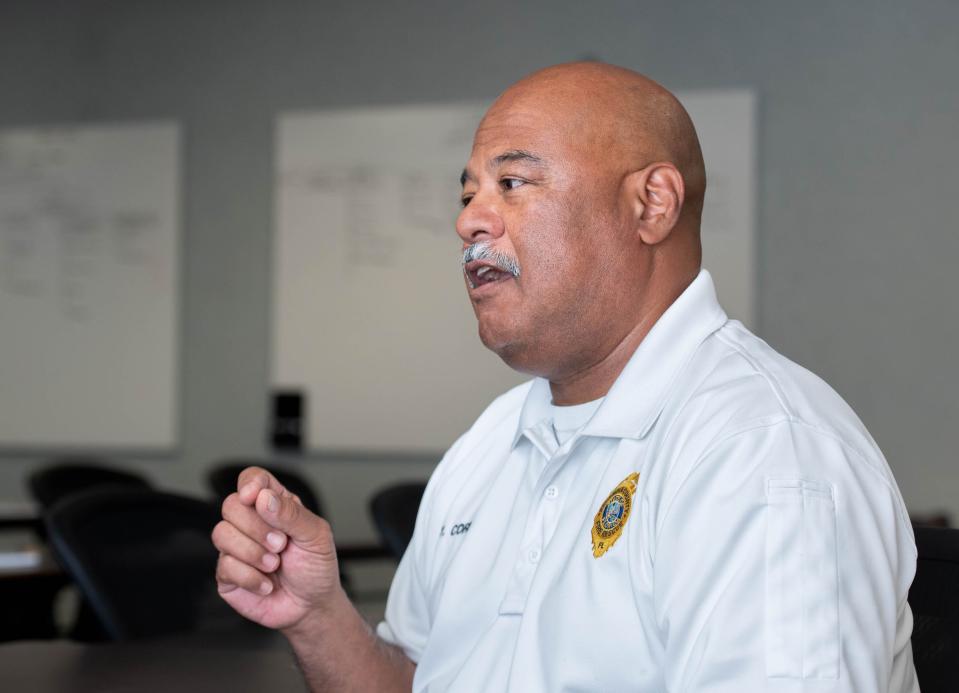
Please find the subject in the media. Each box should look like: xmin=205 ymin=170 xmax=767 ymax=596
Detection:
xmin=512 ymin=269 xmax=728 ymax=448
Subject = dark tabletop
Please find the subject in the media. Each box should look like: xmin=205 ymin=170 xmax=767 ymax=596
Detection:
xmin=0 ymin=635 xmax=309 ymax=692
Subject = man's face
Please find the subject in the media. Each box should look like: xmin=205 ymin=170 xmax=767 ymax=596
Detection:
xmin=456 ymin=93 xmax=631 ymax=377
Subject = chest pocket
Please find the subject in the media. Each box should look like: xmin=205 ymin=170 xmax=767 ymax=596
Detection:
xmin=765 ymin=478 xmax=839 ymax=680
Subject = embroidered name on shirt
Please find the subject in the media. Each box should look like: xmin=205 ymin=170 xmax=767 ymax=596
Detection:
xmin=440 ymin=522 xmax=472 ymax=537
xmin=591 ymin=472 xmax=640 ymax=558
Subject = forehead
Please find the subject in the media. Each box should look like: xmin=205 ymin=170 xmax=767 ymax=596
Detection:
xmin=467 ymin=97 xmax=587 ymax=170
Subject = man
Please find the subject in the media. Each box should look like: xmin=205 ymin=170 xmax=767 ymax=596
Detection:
xmin=213 ymin=62 xmax=918 ymax=691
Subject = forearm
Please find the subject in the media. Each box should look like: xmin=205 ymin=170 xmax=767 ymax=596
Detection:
xmin=283 ymin=587 xmax=415 ymax=692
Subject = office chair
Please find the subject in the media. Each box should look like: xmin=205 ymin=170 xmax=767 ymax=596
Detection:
xmin=908 ymin=525 xmax=959 ymax=692
xmin=369 ymin=481 xmax=428 ymax=560
xmin=207 ymin=462 xmax=325 ymax=518
xmin=44 ymin=487 xmax=236 ymax=641
xmin=26 ymin=460 xmax=154 ymax=640
xmin=27 ymin=459 xmax=152 ymax=510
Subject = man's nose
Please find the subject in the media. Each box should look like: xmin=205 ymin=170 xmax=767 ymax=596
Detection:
xmin=455 ymin=196 xmax=505 ymax=243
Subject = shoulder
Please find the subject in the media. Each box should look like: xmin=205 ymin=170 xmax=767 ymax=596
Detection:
xmin=644 ymin=323 xmax=916 ymax=556
xmin=647 ymin=320 xmax=908 ymax=522
xmin=661 ymin=320 xmax=885 ymax=467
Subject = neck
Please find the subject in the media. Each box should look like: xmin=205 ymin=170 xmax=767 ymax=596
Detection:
xmin=547 ymin=315 xmax=654 ymax=405
xmin=548 ymin=269 xmax=696 ymax=405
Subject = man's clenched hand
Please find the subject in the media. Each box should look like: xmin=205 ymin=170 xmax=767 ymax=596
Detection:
xmin=212 ymin=466 xmax=342 ymax=632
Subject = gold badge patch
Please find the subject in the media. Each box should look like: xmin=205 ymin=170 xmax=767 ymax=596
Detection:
xmin=591 ymin=472 xmax=640 ymax=558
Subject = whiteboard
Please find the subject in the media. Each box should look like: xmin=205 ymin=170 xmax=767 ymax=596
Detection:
xmin=272 ymin=92 xmax=755 ymax=453
xmin=0 ymin=122 xmax=180 ymax=449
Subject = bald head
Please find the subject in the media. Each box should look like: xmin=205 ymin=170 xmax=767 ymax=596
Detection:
xmin=486 ymin=62 xmax=706 ymax=228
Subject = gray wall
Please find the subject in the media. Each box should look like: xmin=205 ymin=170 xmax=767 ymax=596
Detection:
xmin=1 ymin=0 xmax=957 ymax=537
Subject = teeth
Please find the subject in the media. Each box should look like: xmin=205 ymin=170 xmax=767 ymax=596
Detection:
xmin=477 ymin=266 xmax=492 ymax=277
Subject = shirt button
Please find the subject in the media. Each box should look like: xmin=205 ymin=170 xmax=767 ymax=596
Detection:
xmin=544 ymin=486 xmax=559 ymax=500
xmin=528 ymin=548 xmax=541 ymax=564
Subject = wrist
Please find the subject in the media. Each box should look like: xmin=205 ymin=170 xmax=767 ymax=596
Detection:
xmin=282 ymin=584 xmax=353 ymax=645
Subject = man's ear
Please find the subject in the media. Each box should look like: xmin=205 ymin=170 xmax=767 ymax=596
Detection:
xmin=624 ymin=162 xmax=685 ymax=245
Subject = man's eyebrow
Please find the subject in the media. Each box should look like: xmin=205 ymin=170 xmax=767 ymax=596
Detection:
xmin=460 ymin=149 xmax=546 ymax=187
xmin=491 ymin=149 xmax=545 ymax=168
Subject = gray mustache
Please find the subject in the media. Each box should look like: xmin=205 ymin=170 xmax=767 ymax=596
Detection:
xmin=461 ymin=241 xmax=521 ymax=278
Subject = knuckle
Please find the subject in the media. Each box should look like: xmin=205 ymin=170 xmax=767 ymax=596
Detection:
xmin=215 ymin=557 xmax=230 ymax=584
xmin=247 ymin=541 xmax=265 ymax=562
xmin=221 ymin=493 xmax=238 ymax=517
xmin=312 ymin=515 xmax=333 ymax=542
xmin=315 ymin=514 xmax=331 ymax=533
xmin=217 ymin=556 xmax=253 ymax=588
xmin=211 ymin=521 xmax=228 ymax=547
xmin=238 ymin=465 xmax=268 ymax=489
xmin=280 ymin=495 xmax=299 ymax=522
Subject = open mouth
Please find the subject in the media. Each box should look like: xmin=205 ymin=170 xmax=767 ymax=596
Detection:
xmin=465 ymin=261 xmax=514 ymax=289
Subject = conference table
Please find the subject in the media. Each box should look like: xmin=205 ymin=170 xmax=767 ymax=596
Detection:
xmin=0 ymin=633 xmax=309 ymax=692
xmin=0 ymin=500 xmax=41 ymax=531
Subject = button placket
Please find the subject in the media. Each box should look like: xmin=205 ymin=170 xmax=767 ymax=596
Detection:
xmin=498 ymin=445 xmax=573 ymax=615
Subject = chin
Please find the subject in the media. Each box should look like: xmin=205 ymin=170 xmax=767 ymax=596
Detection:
xmin=478 ymin=328 xmax=543 ymax=377
xmin=479 ymin=323 xmax=517 ymax=363
xmin=477 ymin=320 xmax=509 ymax=355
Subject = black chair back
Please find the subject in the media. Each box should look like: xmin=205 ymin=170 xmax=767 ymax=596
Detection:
xmin=208 ymin=462 xmax=324 ymax=517
xmin=44 ymin=488 xmax=226 ymax=641
xmin=369 ymin=482 xmax=427 ymax=560
xmin=909 ymin=525 xmax=959 ymax=692
xmin=28 ymin=460 xmax=151 ymax=509
xmin=27 ymin=461 xmax=154 ymax=640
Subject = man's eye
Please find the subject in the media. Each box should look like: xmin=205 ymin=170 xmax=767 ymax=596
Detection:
xmin=460 ymin=194 xmax=474 ymax=208
xmin=501 ymin=178 xmax=525 ymax=191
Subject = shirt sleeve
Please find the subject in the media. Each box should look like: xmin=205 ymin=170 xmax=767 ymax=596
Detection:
xmin=375 ymin=431 xmax=470 ymax=663
xmin=651 ymin=419 xmax=918 ymax=692
xmin=375 ymin=477 xmax=437 ymax=663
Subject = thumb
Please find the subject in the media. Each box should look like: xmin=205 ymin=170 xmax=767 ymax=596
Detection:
xmin=255 ymin=488 xmax=332 ymax=553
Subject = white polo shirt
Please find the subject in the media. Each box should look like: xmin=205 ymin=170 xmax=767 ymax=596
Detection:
xmin=378 ymin=270 xmax=918 ymax=692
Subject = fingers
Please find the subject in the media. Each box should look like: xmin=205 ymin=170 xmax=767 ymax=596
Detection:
xmin=212 ymin=520 xmax=281 ymax=574
xmin=215 ymin=489 xmax=288 ymax=598
xmin=216 ymin=554 xmax=274 ymax=596
xmin=255 ymin=488 xmax=331 ymax=552
xmin=236 ymin=466 xmax=289 ymax=506
xmin=221 ymin=492 xmax=289 ymax=554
